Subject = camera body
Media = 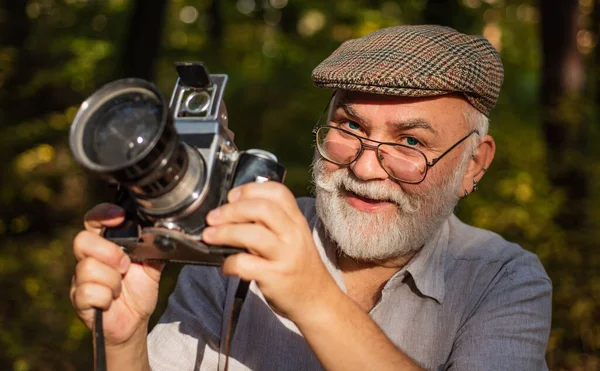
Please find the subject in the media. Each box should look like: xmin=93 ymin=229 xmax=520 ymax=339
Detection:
xmin=70 ymin=62 xmax=286 ymax=265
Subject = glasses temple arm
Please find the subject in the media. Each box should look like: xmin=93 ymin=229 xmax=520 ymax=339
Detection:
xmin=428 ymin=130 xmax=479 ymax=166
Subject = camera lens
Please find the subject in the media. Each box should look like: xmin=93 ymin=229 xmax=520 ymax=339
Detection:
xmin=82 ymin=91 xmax=163 ymax=167
xmin=70 ymin=79 xmax=189 ymax=199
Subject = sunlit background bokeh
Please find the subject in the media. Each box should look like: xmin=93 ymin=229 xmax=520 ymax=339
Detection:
xmin=0 ymin=0 xmax=598 ymax=370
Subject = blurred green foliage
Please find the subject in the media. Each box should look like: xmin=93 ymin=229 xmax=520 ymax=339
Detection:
xmin=0 ymin=0 xmax=598 ymax=370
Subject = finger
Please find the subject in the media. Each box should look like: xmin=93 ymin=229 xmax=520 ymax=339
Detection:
xmin=69 ymin=275 xmax=77 ymax=305
xmin=206 ymin=199 xmax=293 ymax=236
xmin=222 ymin=253 xmax=271 ymax=283
xmin=202 ymin=223 xmax=280 ymax=260
xmin=73 ymin=230 xmax=130 ymax=274
xmin=73 ymin=282 xmax=113 ymax=311
xmin=75 ymin=258 xmax=123 ymax=298
xmin=227 ymin=182 xmax=304 ymax=222
xmin=84 ymin=203 xmax=125 ymax=234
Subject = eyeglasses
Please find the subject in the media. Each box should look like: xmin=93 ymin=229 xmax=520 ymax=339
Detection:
xmin=312 ymin=97 xmax=479 ymax=184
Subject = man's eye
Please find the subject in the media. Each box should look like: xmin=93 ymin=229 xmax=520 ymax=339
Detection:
xmin=405 ymin=137 xmax=420 ymax=146
xmin=347 ymin=121 xmax=360 ymax=130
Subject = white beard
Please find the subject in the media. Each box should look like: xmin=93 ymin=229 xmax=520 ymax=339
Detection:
xmin=312 ymin=155 xmax=465 ymax=262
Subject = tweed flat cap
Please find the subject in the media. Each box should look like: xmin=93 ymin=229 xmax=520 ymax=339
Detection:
xmin=312 ymin=25 xmax=504 ymax=116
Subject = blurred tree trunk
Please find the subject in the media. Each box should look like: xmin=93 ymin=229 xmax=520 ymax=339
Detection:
xmin=539 ymin=0 xmax=588 ymax=228
xmin=121 ymin=0 xmax=168 ymax=79
xmin=595 ymin=0 xmax=600 ymax=111
xmin=203 ymin=0 xmax=224 ymax=67
xmin=422 ymin=0 xmax=461 ymax=26
xmin=540 ymin=2 xmax=594 ymax=365
xmin=0 ymin=1 xmax=29 ymax=53
xmin=208 ymin=0 xmax=223 ymax=44
xmin=0 ymin=1 xmax=31 ymax=121
xmin=422 ymin=0 xmax=475 ymax=30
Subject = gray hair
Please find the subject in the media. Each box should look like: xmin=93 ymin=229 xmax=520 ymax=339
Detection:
xmin=464 ymin=105 xmax=490 ymax=156
xmin=449 ymin=105 xmax=490 ymax=191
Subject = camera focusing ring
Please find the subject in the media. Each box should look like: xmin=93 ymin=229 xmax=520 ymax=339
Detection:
xmin=112 ymin=120 xmax=184 ymax=194
xmin=136 ymin=144 xmax=206 ymax=217
xmin=128 ymin=142 xmax=189 ymax=199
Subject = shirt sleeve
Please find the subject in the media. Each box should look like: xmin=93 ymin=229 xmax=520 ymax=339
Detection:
xmin=148 ymin=265 xmax=229 ymax=371
xmin=445 ymin=256 xmax=552 ymax=371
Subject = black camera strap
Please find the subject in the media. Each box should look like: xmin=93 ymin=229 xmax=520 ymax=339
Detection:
xmin=93 ymin=187 xmax=127 ymax=371
xmin=93 ymin=308 xmax=107 ymax=371
xmin=223 ymin=278 xmax=250 ymax=371
xmin=92 ymin=279 xmax=250 ymax=371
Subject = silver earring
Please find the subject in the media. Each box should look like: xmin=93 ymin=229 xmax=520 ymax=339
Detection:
xmin=473 ymin=179 xmax=479 ymax=192
xmin=482 ymin=167 xmax=487 ymax=173
xmin=461 ymin=189 xmax=469 ymax=199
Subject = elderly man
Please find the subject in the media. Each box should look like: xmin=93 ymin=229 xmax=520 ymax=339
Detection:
xmin=70 ymin=25 xmax=552 ymax=370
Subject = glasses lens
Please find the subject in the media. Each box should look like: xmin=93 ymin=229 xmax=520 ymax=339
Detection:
xmin=378 ymin=144 xmax=427 ymax=183
xmin=316 ymin=127 xmax=361 ymax=165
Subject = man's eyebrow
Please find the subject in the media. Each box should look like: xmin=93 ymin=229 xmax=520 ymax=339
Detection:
xmin=389 ymin=119 xmax=439 ymax=136
xmin=334 ymin=101 xmax=363 ymax=122
xmin=334 ymin=100 xmax=439 ymax=136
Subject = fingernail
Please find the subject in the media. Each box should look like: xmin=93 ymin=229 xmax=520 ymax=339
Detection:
xmin=203 ymin=227 xmax=216 ymax=240
xmin=119 ymin=255 xmax=130 ymax=273
xmin=107 ymin=207 xmax=123 ymax=218
xmin=229 ymin=188 xmax=241 ymax=202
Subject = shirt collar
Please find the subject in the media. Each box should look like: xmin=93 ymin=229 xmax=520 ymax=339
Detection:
xmin=387 ymin=216 xmax=450 ymax=304
xmin=312 ymin=212 xmax=450 ymax=304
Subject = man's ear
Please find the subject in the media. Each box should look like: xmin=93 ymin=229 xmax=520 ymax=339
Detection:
xmin=459 ymin=135 xmax=496 ymax=196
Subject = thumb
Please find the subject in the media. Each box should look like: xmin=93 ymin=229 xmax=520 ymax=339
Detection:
xmin=84 ymin=203 xmax=125 ymax=234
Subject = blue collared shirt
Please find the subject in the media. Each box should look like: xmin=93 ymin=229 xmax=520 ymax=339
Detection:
xmin=149 ymin=197 xmax=552 ymax=370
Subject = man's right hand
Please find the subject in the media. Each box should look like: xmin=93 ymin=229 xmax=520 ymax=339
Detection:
xmin=70 ymin=203 xmax=164 ymax=347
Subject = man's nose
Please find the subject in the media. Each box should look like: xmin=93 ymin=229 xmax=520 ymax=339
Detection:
xmin=349 ymin=146 xmax=389 ymax=181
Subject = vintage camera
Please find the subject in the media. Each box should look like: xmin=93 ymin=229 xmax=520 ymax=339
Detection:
xmin=69 ymin=62 xmax=286 ymax=265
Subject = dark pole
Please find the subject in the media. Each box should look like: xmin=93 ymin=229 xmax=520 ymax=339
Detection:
xmin=539 ymin=0 xmax=588 ymax=228
xmin=121 ymin=0 xmax=169 ymax=80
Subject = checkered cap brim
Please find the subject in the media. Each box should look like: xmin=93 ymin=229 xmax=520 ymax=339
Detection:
xmin=312 ymin=25 xmax=504 ymax=116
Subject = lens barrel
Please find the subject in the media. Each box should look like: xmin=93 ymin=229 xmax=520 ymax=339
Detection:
xmin=69 ymin=78 xmax=188 ymax=199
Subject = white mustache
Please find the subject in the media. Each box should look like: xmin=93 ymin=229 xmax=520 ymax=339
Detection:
xmin=314 ymin=167 xmax=421 ymax=214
